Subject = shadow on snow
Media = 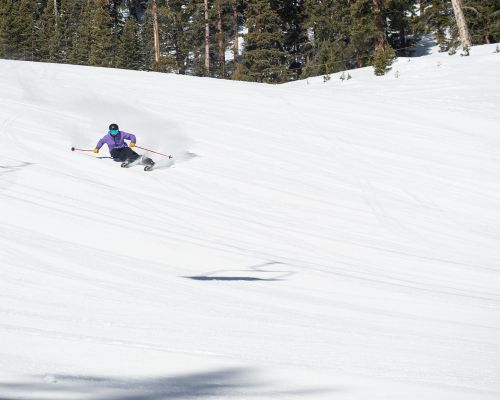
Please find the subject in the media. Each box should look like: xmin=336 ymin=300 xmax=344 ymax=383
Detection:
xmin=186 ymin=276 xmax=281 ymax=281
xmin=0 ymin=368 xmax=333 ymax=399
xmin=184 ymin=261 xmax=296 ymax=282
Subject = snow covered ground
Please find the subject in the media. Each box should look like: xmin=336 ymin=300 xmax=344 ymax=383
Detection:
xmin=1 ymin=43 xmax=500 ymax=399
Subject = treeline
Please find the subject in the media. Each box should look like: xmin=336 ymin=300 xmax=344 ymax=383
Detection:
xmin=0 ymin=0 xmax=498 ymax=82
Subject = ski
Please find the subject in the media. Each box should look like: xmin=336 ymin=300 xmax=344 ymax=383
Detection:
xmin=120 ymin=161 xmax=133 ymax=168
xmin=121 ymin=156 xmax=155 ymax=171
xmin=142 ymin=156 xmax=155 ymax=171
xmin=120 ymin=158 xmax=141 ymax=168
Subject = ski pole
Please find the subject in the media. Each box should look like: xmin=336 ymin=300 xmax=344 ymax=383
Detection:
xmin=134 ymin=145 xmax=173 ymax=159
xmin=71 ymin=147 xmax=112 ymax=159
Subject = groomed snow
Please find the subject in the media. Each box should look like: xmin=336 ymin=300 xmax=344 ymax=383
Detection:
xmin=1 ymin=43 xmax=500 ymax=399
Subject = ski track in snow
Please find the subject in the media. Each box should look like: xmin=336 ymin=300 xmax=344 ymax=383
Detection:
xmin=1 ymin=45 xmax=500 ymax=399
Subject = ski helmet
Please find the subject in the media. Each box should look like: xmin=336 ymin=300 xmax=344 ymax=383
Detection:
xmin=109 ymin=123 xmax=119 ymax=136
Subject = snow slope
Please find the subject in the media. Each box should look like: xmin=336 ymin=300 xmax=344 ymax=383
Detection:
xmin=1 ymin=44 xmax=500 ymax=399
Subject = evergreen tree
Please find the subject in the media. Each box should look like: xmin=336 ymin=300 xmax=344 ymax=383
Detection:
xmin=189 ymin=0 xmax=212 ymax=76
xmin=229 ymin=0 xmax=245 ymax=71
xmin=59 ymin=0 xmax=85 ymax=63
xmin=373 ymin=41 xmax=395 ymax=75
xmin=0 ymin=0 xmax=12 ymax=58
xmin=161 ymin=0 xmax=196 ymax=73
xmin=70 ymin=0 xmax=94 ymax=64
xmin=350 ymin=0 xmax=375 ymax=67
xmin=386 ymin=0 xmax=416 ymax=51
xmin=116 ymin=16 xmax=143 ymax=69
xmin=9 ymin=0 xmax=36 ymax=60
xmin=139 ymin=0 xmax=155 ymax=70
xmin=349 ymin=0 xmax=396 ymax=75
xmin=416 ymin=0 xmax=499 ymax=51
xmin=141 ymin=0 xmax=181 ymax=72
xmin=274 ymin=0 xmax=307 ymax=78
xmin=303 ymin=0 xmax=353 ymax=76
xmin=417 ymin=0 xmax=455 ymax=51
xmin=238 ymin=0 xmax=290 ymax=83
xmin=89 ymin=0 xmax=114 ymax=67
xmin=39 ymin=0 xmax=62 ymax=62
xmin=213 ymin=0 xmax=234 ymax=78
xmin=372 ymin=0 xmax=395 ymax=75
xmin=464 ymin=0 xmax=500 ymax=44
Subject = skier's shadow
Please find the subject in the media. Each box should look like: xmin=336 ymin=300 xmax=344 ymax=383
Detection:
xmin=188 ymin=276 xmax=277 ymax=282
xmin=0 ymin=368 xmax=333 ymax=399
xmin=0 ymin=161 xmax=33 ymax=174
xmin=185 ymin=262 xmax=295 ymax=282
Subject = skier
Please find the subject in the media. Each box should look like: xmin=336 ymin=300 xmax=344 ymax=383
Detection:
xmin=93 ymin=123 xmax=155 ymax=170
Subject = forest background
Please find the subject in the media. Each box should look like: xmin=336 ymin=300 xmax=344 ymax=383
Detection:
xmin=0 ymin=0 xmax=499 ymax=83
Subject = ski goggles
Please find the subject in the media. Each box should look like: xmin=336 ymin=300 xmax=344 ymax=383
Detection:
xmin=109 ymin=129 xmax=119 ymax=136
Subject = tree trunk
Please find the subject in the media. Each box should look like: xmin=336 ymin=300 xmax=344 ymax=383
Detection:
xmin=204 ymin=0 xmax=210 ymax=75
xmin=232 ymin=0 xmax=238 ymax=63
xmin=152 ymin=0 xmax=160 ymax=64
xmin=216 ymin=2 xmax=225 ymax=77
xmin=356 ymin=54 xmax=364 ymax=68
xmin=450 ymin=0 xmax=472 ymax=48
xmin=53 ymin=0 xmax=58 ymax=25
xmin=373 ymin=0 xmax=386 ymax=49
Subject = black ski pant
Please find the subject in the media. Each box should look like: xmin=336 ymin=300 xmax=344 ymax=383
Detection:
xmin=111 ymin=147 xmax=140 ymax=163
xmin=110 ymin=147 xmax=153 ymax=165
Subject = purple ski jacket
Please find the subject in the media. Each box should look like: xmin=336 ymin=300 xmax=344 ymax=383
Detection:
xmin=96 ymin=131 xmax=136 ymax=152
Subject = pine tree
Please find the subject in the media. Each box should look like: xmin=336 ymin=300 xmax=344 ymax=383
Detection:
xmin=9 ymin=0 xmax=36 ymax=60
xmin=89 ymin=0 xmax=114 ymax=67
xmin=373 ymin=42 xmax=395 ymax=74
xmin=274 ymin=0 xmax=307 ymax=78
xmin=141 ymin=0 xmax=190 ymax=73
xmin=39 ymin=0 xmax=62 ymax=62
xmin=59 ymin=0 xmax=85 ymax=63
xmin=303 ymin=0 xmax=353 ymax=76
xmin=464 ymin=0 xmax=500 ymax=44
xmin=416 ymin=0 xmax=499 ymax=51
xmin=238 ymin=0 xmax=290 ymax=83
xmin=116 ymin=16 xmax=143 ymax=69
xmin=385 ymin=0 xmax=415 ymax=51
xmin=109 ymin=0 xmax=129 ymax=61
xmin=417 ymin=0 xmax=455 ymax=51
xmin=350 ymin=0 xmax=375 ymax=67
xmin=190 ymin=0 xmax=211 ymax=76
xmin=70 ymin=0 xmax=94 ymax=64
xmin=213 ymin=0 xmax=233 ymax=78
xmin=0 ymin=0 xmax=12 ymax=58
xmin=349 ymin=0 xmax=396 ymax=75
xmin=230 ymin=0 xmax=242 ymax=66
xmin=159 ymin=0 xmax=188 ymax=72
xmin=372 ymin=0 xmax=395 ymax=75
xmin=204 ymin=0 xmax=210 ymax=74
